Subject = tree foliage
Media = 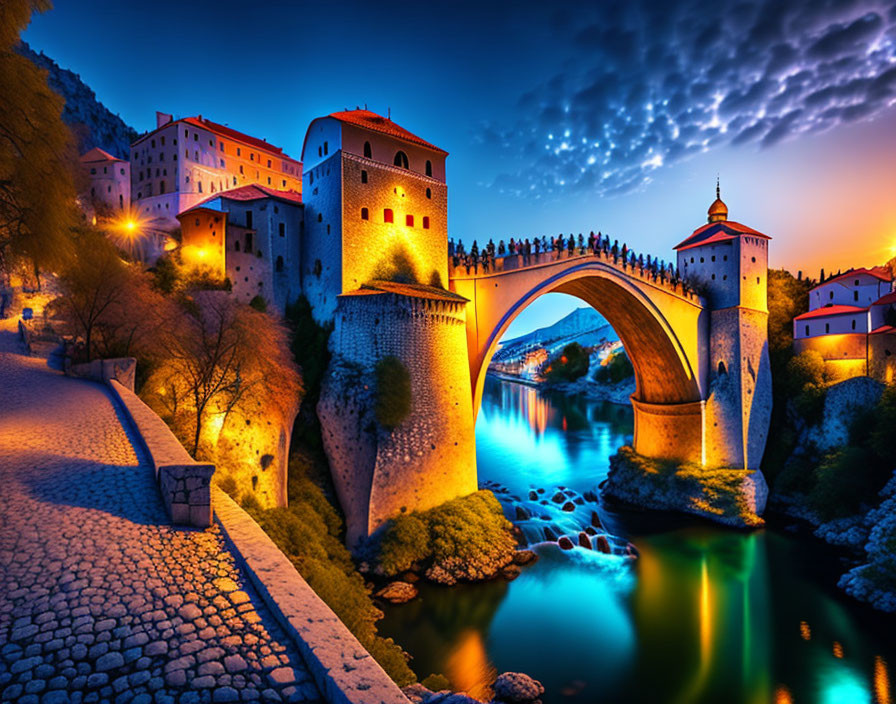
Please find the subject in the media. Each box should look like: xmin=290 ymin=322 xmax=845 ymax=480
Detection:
xmin=594 ymin=348 xmax=634 ymax=384
xmin=0 ymin=0 xmax=78 ymax=280
xmin=543 ymin=341 xmax=590 ymax=383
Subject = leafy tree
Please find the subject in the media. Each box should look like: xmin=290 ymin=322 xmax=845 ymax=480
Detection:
xmin=594 ymin=348 xmax=634 ymax=384
xmin=0 ymin=0 xmax=78 ymax=283
xmin=543 ymin=341 xmax=590 ymax=383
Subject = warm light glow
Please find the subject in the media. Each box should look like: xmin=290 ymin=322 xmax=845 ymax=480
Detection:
xmin=124 ymin=218 xmax=138 ymax=233
xmin=874 ymin=655 xmax=891 ymax=704
xmin=800 ymin=620 xmax=811 ymax=641
xmin=775 ymin=685 xmax=793 ymax=704
xmin=833 ymin=641 xmax=844 ymax=659
xmin=444 ymin=630 xmax=497 ymax=702
xmin=700 ymin=556 xmax=712 ymax=665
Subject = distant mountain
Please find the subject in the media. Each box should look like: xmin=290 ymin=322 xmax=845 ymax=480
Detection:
xmin=18 ymin=42 xmax=138 ymax=159
xmin=494 ymin=307 xmax=618 ymax=362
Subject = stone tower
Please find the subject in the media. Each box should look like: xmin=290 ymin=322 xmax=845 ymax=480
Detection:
xmin=303 ymin=111 xmax=478 ymax=547
xmin=675 ymin=183 xmax=772 ymax=470
xmin=299 ymin=109 xmax=449 ymax=323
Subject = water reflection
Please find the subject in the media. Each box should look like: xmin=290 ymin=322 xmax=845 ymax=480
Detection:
xmin=378 ymin=376 xmax=896 ymax=704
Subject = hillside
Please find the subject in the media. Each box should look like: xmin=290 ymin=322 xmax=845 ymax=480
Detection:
xmin=494 ymin=307 xmax=618 ymax=363
xmin=18 ymin=42 xmax=137 ymax=159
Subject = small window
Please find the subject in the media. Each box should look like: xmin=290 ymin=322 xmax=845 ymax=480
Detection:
xmin=854 ymin=279 xmax=859 ymax=286
xmin=276 ymin=255 xmax=284 ymax=273
xmin=426 ymin=187 xmax=431 ymax=199
xmin=825 ymin=323 xmax=830 ymax=333
xmin=805 ymin=325 xmax=809 ymax=336
xmin=237 ymin=147 xmax=241 ymax=156
xmin=854 ymin=291 xmax=859 ymax=301
xmin=363 ymin=141 xmax=372 ymax=158
xmin=361 ymin=207 xmax=369 ymax=220
xmin=193 ymin=133 xmax=198 ymax=141
xmin=90 ymin=168 xmax=96 ymax=175
xmin=384 ymin=208 xmax=394 ymax=223
xmin=394 ymin=151 xmax=409 ymax=169
xmin=423 ymin=216 xmax=430 ymax=229
xmin=718 ymin=361 xmax=726 ymax=375
xmin=829 ymin=291 xmax=834 ymax=299
xmin=317 ymin=213 xmax=322 ymax=223
xmin=318 ymin=146 xmax=322 ymax=157
xmin=425 ymin=160 xmax=432 ymax=177
xmin=245 ymin=232 xmax=253 ymax=252
xmin=279 ymin=223 xmax=285 ymax=237
xmin=852 ymin=319 xmax=856 ymax=330
xmin=220 ymin=141 xmax=224 ymax=150
xmin=324 ymin=141 xmax=328 ymax=155
xmin=752 ymin=256 xmax=756 ymax=263
xmin=235 ymin=241 xmax=241 ymax=252
xmin=406 ymin=214 xmax=414 ymax=227
xmin=246 ymin=211 xmax=253 ymax=229
xmin=267 ymin=159 xmax=271 ymax=168
xmin=361 ymin=170 xmax=368 ymax=184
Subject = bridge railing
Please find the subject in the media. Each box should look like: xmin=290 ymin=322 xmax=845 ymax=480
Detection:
xmin=448 ymin=241 xmax=700 ymax=303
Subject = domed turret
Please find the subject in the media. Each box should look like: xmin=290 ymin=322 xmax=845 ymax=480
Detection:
xmin=708 ymin=178 xmax=728 ymax=223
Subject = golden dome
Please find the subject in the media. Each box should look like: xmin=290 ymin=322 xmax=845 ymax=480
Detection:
xmin=707 ymin=179 xmax=728 ymax=223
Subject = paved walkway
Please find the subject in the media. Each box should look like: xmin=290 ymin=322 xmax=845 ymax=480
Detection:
xmin=0 ymin=322 xmax=324 ymax=704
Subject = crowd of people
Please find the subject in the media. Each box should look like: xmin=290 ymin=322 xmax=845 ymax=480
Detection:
xmin=448 ymin=232 xmax=687 ymax=289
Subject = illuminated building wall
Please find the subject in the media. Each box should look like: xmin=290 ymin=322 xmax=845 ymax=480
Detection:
xmin=178 ymin=186 xmax=303 ymax=312
xmin=79 ymin=148 xmax=130 ymax=218
xmin=318 ymin=283 xmax=477 ymax=547
xmin=131 ymin=112 xmax=302 ymax=230
xmin=301 ymin=110 xmax=448 ymax=323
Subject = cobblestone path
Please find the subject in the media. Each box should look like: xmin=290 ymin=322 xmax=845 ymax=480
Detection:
xmin=0 ymin=324 xmax=324 ymax=704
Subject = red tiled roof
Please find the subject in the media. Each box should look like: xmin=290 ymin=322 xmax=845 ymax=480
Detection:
xmin=793 ymin=304 xmax=867 ymax=321
xmin=817 ymin=267 xmax=893 ymax=288
xmin=188 ymin=184 xmax=302 ymax=211
xmin=871 ymin=325 xmax=896 ymax=335
xmin=674 ymin=220 xmax=770 ymax=251
xmin=80 ymin=147 xmax=122 ymax=163
xmin=339 ymin=280 xmax=467 ymax=303
xmin=133 ymin=115 xmax=299 ymax=163
xmin=328 ymin=110 xmax=447 ymax=154
xmin=873 ymin=291 xmax=896 ymax=306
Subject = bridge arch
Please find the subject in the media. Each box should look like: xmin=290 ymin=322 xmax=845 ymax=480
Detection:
xmin=451 ymin=258 xmax=710 ymax=465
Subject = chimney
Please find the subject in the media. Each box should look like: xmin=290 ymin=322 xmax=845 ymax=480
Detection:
xmin=156 ymin=112 xmax=173 ymax=129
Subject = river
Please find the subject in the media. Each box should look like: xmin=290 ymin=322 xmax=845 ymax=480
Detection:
xmin=379 ymin=375 xmax=896 ymax=704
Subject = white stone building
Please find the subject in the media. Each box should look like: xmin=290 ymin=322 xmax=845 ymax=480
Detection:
xmin=79 ymin=147 xmax=130 ymax=219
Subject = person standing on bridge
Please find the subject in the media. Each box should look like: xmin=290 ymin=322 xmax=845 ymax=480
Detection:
xmin=498 ymin=239 xmax=506 ymax=256
xmin=567 ymin=235 xmax=575 ymax=256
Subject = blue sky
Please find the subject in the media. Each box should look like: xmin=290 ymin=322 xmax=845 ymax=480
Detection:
xmin=24 ymin=0 xmax=896 ymax=336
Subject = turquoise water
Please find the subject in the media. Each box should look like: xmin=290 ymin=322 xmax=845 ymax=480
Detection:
xmin=379 ymin=376 xmax=896 ymax=704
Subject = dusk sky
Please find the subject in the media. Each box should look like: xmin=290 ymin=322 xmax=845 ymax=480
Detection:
xmin=23 ymin=0 xmax=896 ymax=334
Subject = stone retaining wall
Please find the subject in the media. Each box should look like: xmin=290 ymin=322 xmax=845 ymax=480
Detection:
xmin=213 ymin=487 xmax=411 ymax=704
xmin=106 ymin=377 xmax=214 ymax=528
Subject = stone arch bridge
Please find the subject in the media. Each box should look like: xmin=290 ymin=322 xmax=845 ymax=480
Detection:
xmin=448 ymin=244 xmax=768 ymax=472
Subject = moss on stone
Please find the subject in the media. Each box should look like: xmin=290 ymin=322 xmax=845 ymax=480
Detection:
xmin=374 ymin=355 xmax=412 ymax=429
xmin=605 ymin=446 xmax=764 ymax=528
xmin=370 ymin=490 xmax=517 ymax=584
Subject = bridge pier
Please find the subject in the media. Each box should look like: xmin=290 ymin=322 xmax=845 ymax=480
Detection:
xmin=630 ymin=397 xmax=705 ymax=466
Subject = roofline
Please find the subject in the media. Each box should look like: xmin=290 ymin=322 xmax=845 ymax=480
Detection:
xmin=810 ymin=269 xmax=892 ymax=290
xmin=794 ymin=306 xmax=868 ymax=321
xmin=131 ymin=116 xmax=300 ymax=163
xmin=301 ymin=114 xmax=449 ymax=163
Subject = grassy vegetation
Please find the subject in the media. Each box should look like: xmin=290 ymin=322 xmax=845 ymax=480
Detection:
xmin=233 ymin=449 xmax=417 ymax=686
xmin=609 ymin=446 xmax=764 ymax=527
xmin=368 ymin=490 xmax=517 ymax=584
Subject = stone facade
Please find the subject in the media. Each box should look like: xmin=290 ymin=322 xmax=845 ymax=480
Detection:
xmin=318 ymin=284 xmax=477 ymax=548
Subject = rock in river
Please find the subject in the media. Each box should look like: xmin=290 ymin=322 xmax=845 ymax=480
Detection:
xmin=492 ymin=672 xmax=546 ymax=704
xmin=595 ymin=535 xmax=611 ymax=554
xmin=502 ymin=564 xmax=522 ymax=581
xmin=561 ymin=501 xmax=576 ymax=512
xmin=512 ymin=550 xmax=538 ymax=566
xmin=577 ymin=532 xmax=592 ymax=549
xmin=375 ymin=581 xmax=418 ymax=604
xmin=558 ymin=536 xmax=574 ymax=550
xmin=515 ymin=505 xmax=531 ymax=520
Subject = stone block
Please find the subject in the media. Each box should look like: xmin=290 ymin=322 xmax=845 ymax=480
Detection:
xmin=189 ymin=504 xmax=212 ymax=529
xmin=170 ymin=503 xmax=190 ymax=526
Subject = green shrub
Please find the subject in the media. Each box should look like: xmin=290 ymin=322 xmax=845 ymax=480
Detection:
xmin=543 ymin=342 xmax=590 ymax=383
xmin=594 ymin=348 xmax=633 ymax=384
xmin=372 ymin=491 xmax=517 ymax=583
xmin=422 ymin=674 xmax=450 ymax=691
xmin=786 ymin=350 xmax=827 ymax=394
xmin=375 ymin=356 xmax=412 ymax=429
xmin=247 ymin=455 xmax=416 ymax=685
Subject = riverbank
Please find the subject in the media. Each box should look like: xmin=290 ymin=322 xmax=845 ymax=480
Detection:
xmin=485 ymin=370 xmax=635 ymax=406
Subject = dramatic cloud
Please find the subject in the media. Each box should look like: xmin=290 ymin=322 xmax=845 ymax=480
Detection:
xmin=485 ymin=0 xmax=896 ymax=198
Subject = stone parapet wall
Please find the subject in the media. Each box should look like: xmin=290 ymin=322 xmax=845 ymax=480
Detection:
xmin=213 ymin=487 xmax=411 ymax=704
xmin=108 ymin=378 xmax=215 ymax=528
xmin=67 ymin=356 xmax=137 ymax=392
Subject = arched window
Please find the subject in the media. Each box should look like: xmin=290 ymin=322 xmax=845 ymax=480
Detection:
xmin=426 ymin=187 xmax=432 ymax=199
xmin=361 ymin=170 xmax=368 ymax=184
xmin=317 ymin=213 xmax=322 ymax=223
xmin=422 ymin=216 xmax=430 ymax=229
xmin=718 ymin=361 xmax=727 ymax=375
xmin=234 ymin=241 xmax=240 ymax=253
xmin=406 ymin=214 xmax=414 ymax=227
xmin=276 ymin=256 xmax=284 ymax=273
xmin=361 ymin=207 xmax=369 ymax=220
xmin=425 ymin=160 xmax=432 ymax=177
xmin=363 ymin=141 xmax=372 ymax=158
xmin=384 ymin=208 xmax=394 ymax=224
xmin=394 ymin=151 xmax=409 ymax=169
